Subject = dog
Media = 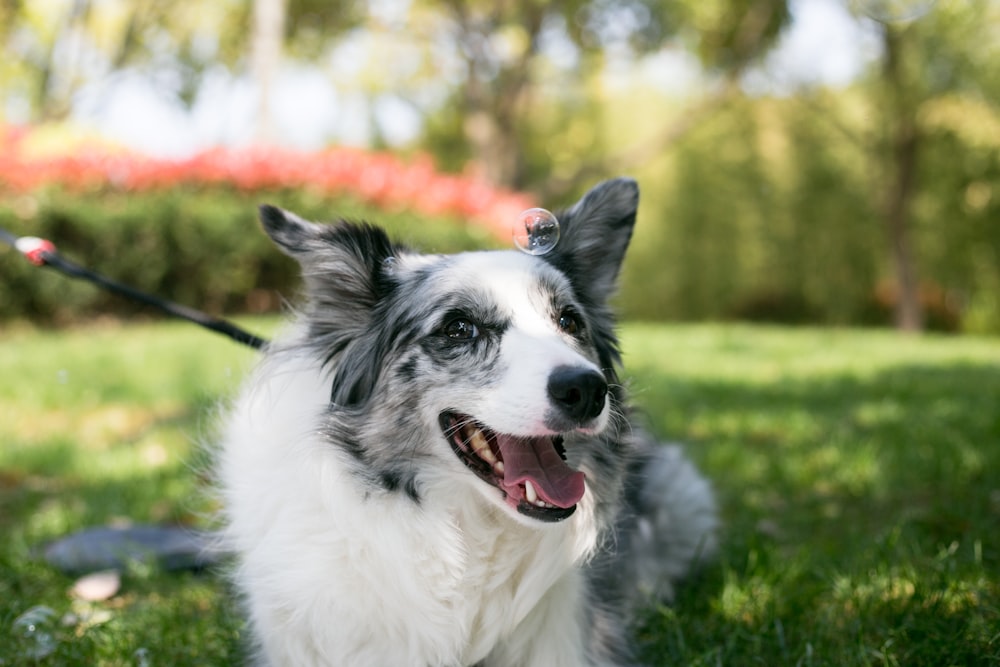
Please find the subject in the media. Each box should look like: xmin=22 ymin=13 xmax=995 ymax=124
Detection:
xmin=216 ymin=178 xmax=718 ymax=666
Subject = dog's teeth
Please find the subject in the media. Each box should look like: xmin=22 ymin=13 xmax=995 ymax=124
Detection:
xmin=469 ymin=429 xmax=498 ymax=464
xmin=524 ymin=480 xmax=538 ymax=504
xmin=493 ymin=461 xmax=504 ymax=475
xmin=468 ymin=428 xmax=485 ymax=448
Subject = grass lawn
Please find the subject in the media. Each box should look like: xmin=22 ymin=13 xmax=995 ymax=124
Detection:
xmin=1 ymin=320 xmax=998 ymax=665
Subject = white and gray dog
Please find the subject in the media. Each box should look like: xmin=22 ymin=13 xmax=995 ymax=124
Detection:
xmin=216 ymin=178 xmax=718 ymax=666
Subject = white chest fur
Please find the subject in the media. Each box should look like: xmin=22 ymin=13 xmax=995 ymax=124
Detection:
xmin=219 ymin=352 xmax=600 ymax=666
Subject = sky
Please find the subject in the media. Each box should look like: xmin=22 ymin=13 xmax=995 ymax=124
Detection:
xmin=68 ymin=0 xmax=884 ymax=159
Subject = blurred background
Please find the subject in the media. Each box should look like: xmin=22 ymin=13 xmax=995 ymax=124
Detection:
xmin=1 ymin=0 xmax=998 ymax=334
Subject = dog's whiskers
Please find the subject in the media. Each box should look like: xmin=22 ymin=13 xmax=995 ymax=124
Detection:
xmin=605 ymin=384 xmax=634 ymax=438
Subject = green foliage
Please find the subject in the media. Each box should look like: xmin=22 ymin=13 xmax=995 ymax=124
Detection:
xmin=673 ymin=0 xmax=792 ymax=72
xmin=503 ymin=2 xmax=1000 ymax=334
xmin=0 ymin=186 xmax=498 ymax=324
xmin=618 ymin=94 xmax=881 ymax=325
xmin=3 ymin=3 xmax=998 ymax=333
xmin=2 ymin=322 xmax=998 ymax=664
xmin=284 ymin=0 xmax=366 ymax=58
xmin=612 ymin=84 xmax=1000 ymax=332
xmin=415 ymin=0 xmax=791 ymax=186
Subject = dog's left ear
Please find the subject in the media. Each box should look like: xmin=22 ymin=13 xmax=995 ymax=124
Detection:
xmin=543 ymin=177 xmax=638 ymax=309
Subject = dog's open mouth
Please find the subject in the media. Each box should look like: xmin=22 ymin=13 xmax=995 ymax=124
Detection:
xmin=439 ymin=412 xmax=585 ymax=522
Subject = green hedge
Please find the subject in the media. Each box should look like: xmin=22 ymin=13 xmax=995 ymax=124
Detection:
xmin=0 ymin=185 xmax=500 ymax=324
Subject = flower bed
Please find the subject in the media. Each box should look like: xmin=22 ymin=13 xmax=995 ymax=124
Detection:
xmin=0 ymin=125 xmax=532 ymax=238
xmin=0 ymin=125 xmax=533 ymax=323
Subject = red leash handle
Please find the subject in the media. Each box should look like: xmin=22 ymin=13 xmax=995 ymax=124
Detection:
xmin=14 ymin=236 xmax=57 ymax=266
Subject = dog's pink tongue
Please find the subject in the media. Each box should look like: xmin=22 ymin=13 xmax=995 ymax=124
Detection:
xmin=495 ymin=435 xmax=585 ymax=508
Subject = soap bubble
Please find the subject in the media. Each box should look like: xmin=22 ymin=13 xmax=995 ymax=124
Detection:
xmin=513 ymin=208 xmax=560 ymax=256
xmin=852 ymin=0 xmax=936 ymax=22
xmin=11 ymin=605 xmax=58 ymax=660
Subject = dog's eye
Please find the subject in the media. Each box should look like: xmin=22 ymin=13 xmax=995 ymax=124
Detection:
xmin=444 ymin=317 xmax=479 ymax=340
xmin=557 ymin=309 xmax=582 ymax=335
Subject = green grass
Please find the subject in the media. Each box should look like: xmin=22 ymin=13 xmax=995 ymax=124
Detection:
xmin=623 ymin=325 xmax=1000 ymax=666
xmin=0 ymin=319 xmax=266 ymax=665
xmin=2 ymin=321 xmax=999 ymax=665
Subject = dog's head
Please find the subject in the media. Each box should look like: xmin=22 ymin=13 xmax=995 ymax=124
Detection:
xmin=260 ymin=178 xmax=638 ymax=525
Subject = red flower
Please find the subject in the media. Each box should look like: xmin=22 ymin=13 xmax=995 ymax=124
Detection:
xmin=0 ymin=125 xmax=534 ymax=240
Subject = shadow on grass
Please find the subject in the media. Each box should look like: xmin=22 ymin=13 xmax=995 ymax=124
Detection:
xmin=631 ymin=361 xmax=1000 ymax=666
xmin=3 ymin=352 xmax=997 ymax=665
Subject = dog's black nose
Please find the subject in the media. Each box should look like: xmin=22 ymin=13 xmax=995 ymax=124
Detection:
xmin=547 ymin=366 xmax=608 ymax=423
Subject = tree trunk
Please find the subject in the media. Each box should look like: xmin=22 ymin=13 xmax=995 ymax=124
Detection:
xmin=882 ymin=25 xmax=924 ymax=332
xmin=445 ymin=2 xmax=544 ymax=189
xmin=252 ymin=0 xmax=287 ymax=145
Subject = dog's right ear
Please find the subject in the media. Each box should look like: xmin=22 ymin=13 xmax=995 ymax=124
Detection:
xmin=259 ymin=204 xmax=397 ymax=311
xmin=259 ymin=205 xmax=399 ymax=407
xmin=259 ymin=204 xmax=326 ymax=256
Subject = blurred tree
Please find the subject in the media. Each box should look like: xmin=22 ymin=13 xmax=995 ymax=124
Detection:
xmin=859 ymin=1 xmax=1000 ymax=331
xmin=0 ymin=0 xmax=249 ymax=121
xmin=0 ymin=0 xmax=362 ymax=125
xmin=282 ymin=0 xmax=365 ymax=58
xmin=618 ymin=1 xmax=1000 ymax=332
xmin=418 ymin=0 xmax=791 ymax=189
xmin=4 ymin=0 xmax=996 ymax=333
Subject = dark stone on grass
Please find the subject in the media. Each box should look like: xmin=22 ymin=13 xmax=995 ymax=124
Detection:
xmin=42 ymin=525 xmax=225 ymax=575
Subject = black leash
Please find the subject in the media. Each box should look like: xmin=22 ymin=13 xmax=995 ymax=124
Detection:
xmin=1 ymin=226 xmax=268 ymax=350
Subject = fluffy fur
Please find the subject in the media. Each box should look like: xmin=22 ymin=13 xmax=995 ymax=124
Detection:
xmin=216 ymin=178 xmax=718 ymax=666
